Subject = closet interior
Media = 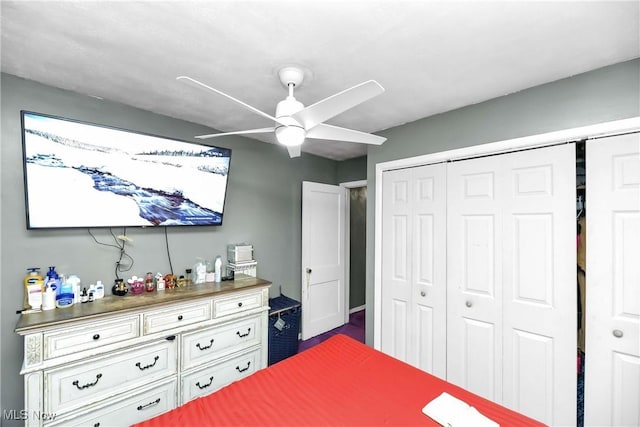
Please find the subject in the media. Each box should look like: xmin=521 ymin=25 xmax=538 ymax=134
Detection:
xmin=576 ymin=141 xmax=586 ymax=427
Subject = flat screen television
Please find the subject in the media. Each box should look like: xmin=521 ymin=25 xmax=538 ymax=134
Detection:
xmin=21 ymin=111 xmax=232 ymax=229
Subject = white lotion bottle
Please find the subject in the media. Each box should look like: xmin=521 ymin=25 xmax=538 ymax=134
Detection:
xmin=214 ymin=256 xmax=222 ymax=282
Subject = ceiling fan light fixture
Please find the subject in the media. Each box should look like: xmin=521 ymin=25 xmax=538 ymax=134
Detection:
xmin=276 ymin=125 xmax=306 ymax=146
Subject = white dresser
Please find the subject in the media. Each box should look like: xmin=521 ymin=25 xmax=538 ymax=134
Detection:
xmin=15 ymin=275 xmax=271 ymax=427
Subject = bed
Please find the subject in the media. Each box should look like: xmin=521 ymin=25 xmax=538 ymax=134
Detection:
xmin=135 ymin=334 xmax=544 ymax=426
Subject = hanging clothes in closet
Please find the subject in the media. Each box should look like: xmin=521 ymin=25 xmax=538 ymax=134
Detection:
xmin=577 ymin=214 xmax=586 ymax=354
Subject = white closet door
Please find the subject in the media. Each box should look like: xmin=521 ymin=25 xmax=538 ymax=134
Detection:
xmin=446 ymin=155 xmax=504 ymax=402
xmin=447 ymin=144 xmax=576 ymax=425
xmin=585 ymin=133 xmax=640 ymax=427
xmin=381 ymin=163 xmax=447 ymax=378
xmin=501 ymin=144 xmax=576 ymax=425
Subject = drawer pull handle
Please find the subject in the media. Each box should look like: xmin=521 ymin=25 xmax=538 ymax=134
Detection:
xmin=137 ymin=398 xmax=161 ymax=411
xmin=93 ymin=334 xmax=100 ymax=340
xmin=236 ymin=328 xmax=251 ymax=338
xmin=177 ymin=315 xmax=184 ymax=321
xmin=196 ymin=376 xmax=214 ymax=389
xmin=236 ymin=361 xmax=251 ymax=373
xmin=94 ymin=423 xmax=100 ymax=427
xmin=135 ymin=355 xmax=159 ymax=371
xmin=196 ymin=339 xmax=215 ymax=351
xmin=237 ymin=302 xmax=243 ymax=307
xmin=73 ymin=373 xmax=102 ymax=390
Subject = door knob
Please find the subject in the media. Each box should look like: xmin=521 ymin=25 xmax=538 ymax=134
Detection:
xmin=613 ymin=329 xmax=624 ymax=338
xmin=420 ymin=291 xmax=426 ymax=297
xmin=465 ymin=301 xmax=473 ymax=308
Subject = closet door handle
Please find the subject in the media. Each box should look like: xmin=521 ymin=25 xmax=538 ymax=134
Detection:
xmin=465 ymin=301 xmax=473 ymax=308
xmin=420 ymin=291 xmax=426 ymax=297
xmin=613 ymin=329 xmax=623 ymax=338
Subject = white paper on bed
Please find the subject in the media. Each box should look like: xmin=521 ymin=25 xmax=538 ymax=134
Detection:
xmin=422 ymin=392 xmax=500 ymax=427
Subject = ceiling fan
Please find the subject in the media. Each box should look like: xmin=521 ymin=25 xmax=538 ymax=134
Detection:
xmin=177 ymin=66 xmax=387 ymax=158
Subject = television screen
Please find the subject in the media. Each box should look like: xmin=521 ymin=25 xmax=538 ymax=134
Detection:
xmin=21 ymin=111 xmax=232 ymax=229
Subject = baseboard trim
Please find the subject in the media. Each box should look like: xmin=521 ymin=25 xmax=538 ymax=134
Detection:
xmin=349 ymin=305 xmax=365 ymax=314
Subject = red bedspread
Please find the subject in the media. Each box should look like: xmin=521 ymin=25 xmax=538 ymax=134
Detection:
xmin=136 ymin=334 xmax=544 ymax=426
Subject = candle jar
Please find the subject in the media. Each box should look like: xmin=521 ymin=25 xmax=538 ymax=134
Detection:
xmin=145 ymin=272 xmax=155 ymax=292
xmin=164 ymin=274 xmax=176 ymax=289
xmin=130 ymin=277 xmax=144 ymax=295
xmin=112 ymin=279 xmax=128 ymax=296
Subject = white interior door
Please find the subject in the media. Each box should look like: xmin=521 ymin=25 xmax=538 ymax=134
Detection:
xmin=301 ymin=181 xmax=346 ymax=340
xmin=380 ymin=164 xmax=447 ymax=378
xmin=447 ymin=144 xmax=576 ymax=425
xmin=585 ymin=133 xmax=640 ymax=427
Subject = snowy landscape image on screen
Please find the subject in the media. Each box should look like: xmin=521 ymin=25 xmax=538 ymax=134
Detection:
xmin=22 ymin=112 xmax=231 ymax=228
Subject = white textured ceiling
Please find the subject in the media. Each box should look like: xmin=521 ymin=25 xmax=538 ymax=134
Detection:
xmin=1 ymin=1 xmax=639 ymax=160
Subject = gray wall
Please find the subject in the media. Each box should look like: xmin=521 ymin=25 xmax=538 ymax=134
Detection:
xmin=0 ymin=74 xmax=340 ymax=422
xmin=336 ymin=155 xmax=366 ymax=184
xmin=365 ymin=58 xmax=640 ymax=344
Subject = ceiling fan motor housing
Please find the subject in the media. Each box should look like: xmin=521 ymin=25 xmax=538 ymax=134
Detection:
xmin=275 ymin=97 xmax=306 ymax=146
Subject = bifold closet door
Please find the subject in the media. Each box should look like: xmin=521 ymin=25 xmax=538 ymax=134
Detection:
xmin=446 ymin=143 xmax=576 ymax=426
xmin=380 ymin=163 xmax=447 ymax=378
xmin=585 ymin=133 xmax=640 ymax=427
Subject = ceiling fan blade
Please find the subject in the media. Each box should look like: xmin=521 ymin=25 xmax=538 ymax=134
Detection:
xmin=195 ymin=127 xmax=274 ymax=139
xmin=292 ymin=80 xmax=384 ymax=131
xmin=286 ymin=145 xmax=302 ymax=158
xmin=177 ymin=76 xmax=289 ymax=127
xmin=306 ymin=123 xmax=386 ymax=145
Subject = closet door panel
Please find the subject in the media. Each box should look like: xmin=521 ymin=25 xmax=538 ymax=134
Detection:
xmin=502 ymin=144 xmax=576 ymax=426
xmin=585 ymin=133 xmax=640 ymax=427
xmin=448 ymin=145 xmax=575 ymax=425
xmin=447 ymin=157 xmax=502 ymax=402
xmin=381 ymin=170 xmax=412 ymax=361
xmin=381 ymin=164 xmax=447 ymax=378
xmin=412 ymin=166 xmax=447 ymax=377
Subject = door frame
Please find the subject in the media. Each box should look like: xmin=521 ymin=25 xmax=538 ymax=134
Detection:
xmin=340 ymin=180 xmax=367 ymax=324
xmin=374 ymin=116 xmax=640 ymax=349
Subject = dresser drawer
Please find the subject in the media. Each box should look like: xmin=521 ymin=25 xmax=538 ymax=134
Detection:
xmin=182 ymin=314 xmax=262 ymax=370
xmin=181 ymin=348 xmax=261 ymax=404
xmin=45 ymin=339 xmax=177 ymax=415
xmin=213 ymin=290 xmax=263 ymax=318
xmin=48 ymin=378 xmax=176 ymax=427
xmin=44 ymin=316 xmax=140 ymax=360
xmin=143 ymin=301 xmax=211 ymax=334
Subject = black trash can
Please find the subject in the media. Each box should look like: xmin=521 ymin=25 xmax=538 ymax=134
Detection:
xmin=268 ymin=294 xmax=301 ymax=365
